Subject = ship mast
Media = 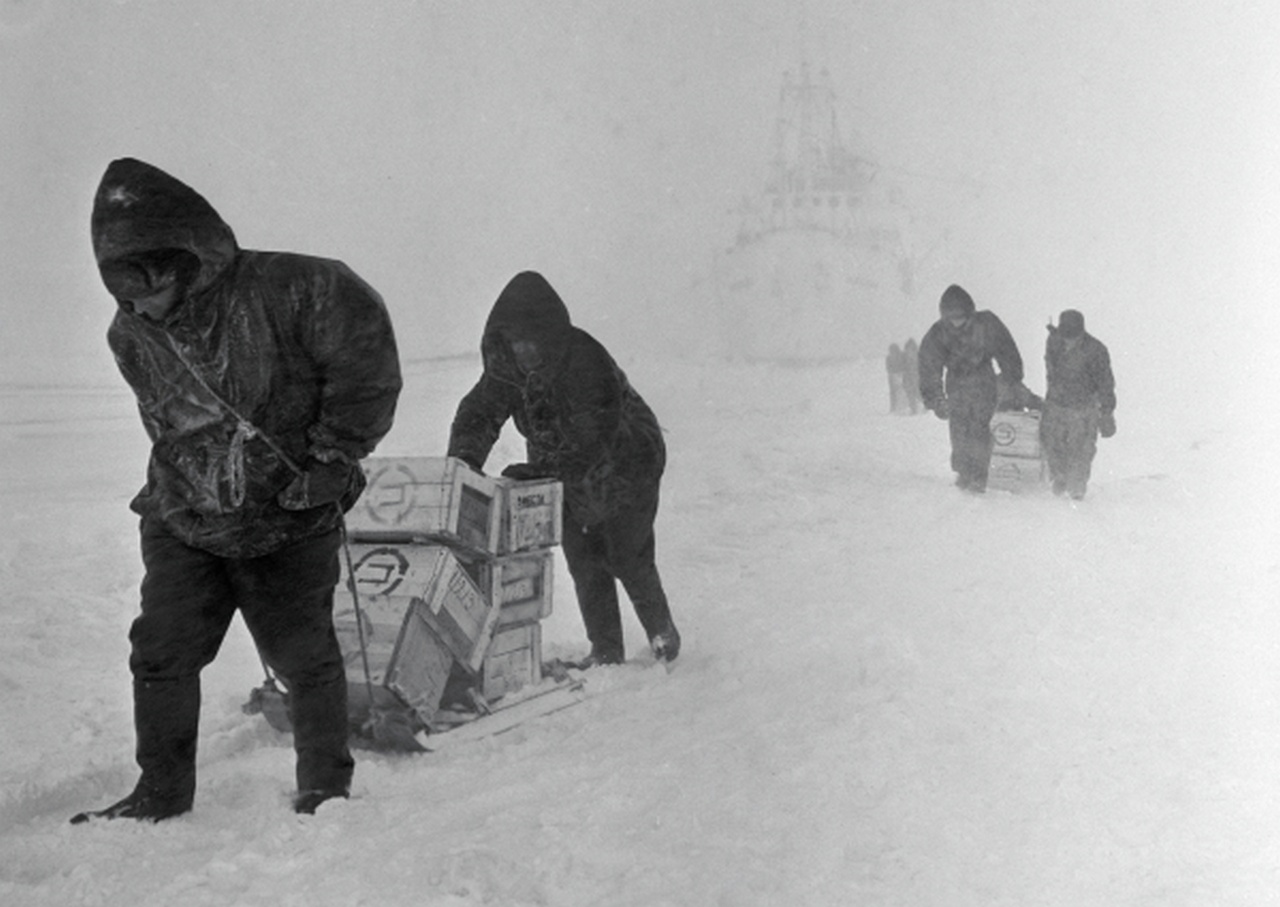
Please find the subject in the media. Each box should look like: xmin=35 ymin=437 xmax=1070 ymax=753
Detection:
xmin=757 ymin=63 xmax=876 ymax=237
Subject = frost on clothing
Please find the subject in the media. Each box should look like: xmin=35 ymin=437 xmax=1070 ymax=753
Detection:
xmin=92 ymin=157 xmax=403 ymax=558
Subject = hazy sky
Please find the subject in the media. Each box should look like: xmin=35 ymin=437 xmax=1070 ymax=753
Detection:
xmin=3 ymin=0 xmax=1277 ymax=416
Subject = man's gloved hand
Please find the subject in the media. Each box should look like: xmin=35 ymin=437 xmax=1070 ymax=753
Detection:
xmin=1098 ymin=411 xmax=1116 ymax=439
xmin=278 ymin=460 xmax=355 ymax=510
xmin=932 ymin=399 xmax=951 ymax=421
xmin=501 ymin=462 xmax=551 ymax=481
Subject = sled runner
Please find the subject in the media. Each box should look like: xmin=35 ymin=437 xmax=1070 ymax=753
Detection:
xmin=244 ymin=665 xmax=587 ymax=751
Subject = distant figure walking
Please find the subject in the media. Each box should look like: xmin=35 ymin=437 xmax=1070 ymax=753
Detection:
xmin=902 ymin=338 xmax=922 ymax=414
xmin=918 ymin=285 xmax=1024 ymax=493
xmin=1042 ymin=309 xmax=1116 ymax=500
xmin=885 ymin=343 xmax=909 ymax=414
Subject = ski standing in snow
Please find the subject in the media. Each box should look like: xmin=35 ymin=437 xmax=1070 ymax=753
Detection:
xmin=447 ymin=271 xmax=681 ymax=669
xmin=73 ymin=158 xmax=402 ymax=824
xmin=1041 ymin=309 xmax=1117 ymax=500
xmin=917 ymin=284 xmax=1025 ymax=493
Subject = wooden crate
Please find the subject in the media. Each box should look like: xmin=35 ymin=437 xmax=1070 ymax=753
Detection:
xmin=491 ymin=550 xmax=555 ymax=629
xmin=332 ymin=566 xmax=456 ymax=730
xmin=495 ymin=477 xmax=563 ymax=553
xmin=451 ymin=548 xmax=555 ymax=630
xmin=989 ymin=410 xmax=1043 ymax=460
xmin=988 ymin=453 xmax=1046 ymax=493
xmin=336 ymin=543 xmax=499 ymax=677
xmin=345 ymin=457 xmax=502 ymax=553
xmin=481 ymin=622 xmax=543 ymax=701
xmin=381 ymin=609 xmax=456 ymax=730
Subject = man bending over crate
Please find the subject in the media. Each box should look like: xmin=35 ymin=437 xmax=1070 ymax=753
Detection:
xmin=448 ymin=271 xmax=680 ymax=667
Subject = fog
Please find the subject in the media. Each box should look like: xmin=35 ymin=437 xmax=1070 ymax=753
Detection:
xmin=4 ymin=1 xmax=1277 ymax=415
xmin=3 ymin=4 xmax=1279 ymax=902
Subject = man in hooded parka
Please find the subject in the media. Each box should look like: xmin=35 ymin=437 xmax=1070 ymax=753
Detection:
xmin=74 ymin=158 xmax=402 ymax=823
xmin=918 ymin=284 xmax=1024 ymax=492
xmin=448 ymin=271 xmax=680 ymax=667
xmin=1042 ymin=309 xmax=1116 ymax=500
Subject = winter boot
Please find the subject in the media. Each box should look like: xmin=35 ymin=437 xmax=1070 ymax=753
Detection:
xmin=294 ymin=788 xmax=349 ymax=815
xmin=70 ymin=782 xmax=193 ymax=825
xmin=650 ymin=625 xmax=681 ymax=663
xmin=570 ymin=646 xmax=625 ymax=670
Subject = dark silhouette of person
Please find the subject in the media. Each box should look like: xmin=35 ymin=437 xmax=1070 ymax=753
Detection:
xmin=448 ymin=271 xmax=680 ymax=667
xmin=917 ymin=285 xmax=1024 ymax=492
xmin=1042 ymin=309 xmax=1116 ymax=499
xmin=74 ymin=158 xmax=401 ymax=824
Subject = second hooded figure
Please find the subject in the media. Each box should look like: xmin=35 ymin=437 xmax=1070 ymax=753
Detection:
xmin=448 ymin=272 xmax=680 ymax=666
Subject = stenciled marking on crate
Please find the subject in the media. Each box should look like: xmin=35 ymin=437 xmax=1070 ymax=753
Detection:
xmin=513 ymin=490 xmax=549 ymax=508
xmin=503 ymin=575 xmax=538 ymax=604
xmin=992 ymin=416 xmax=1036 ymax=443
xmin=991 ymin=422 xmax=1019 ymax=446
xmin=498 ymin=558 xmax=546 ymax=605
xmin=363 ymin=464 xmax=422 ymax=524
xmin=350 ymin=546 xmax=411 ymax=596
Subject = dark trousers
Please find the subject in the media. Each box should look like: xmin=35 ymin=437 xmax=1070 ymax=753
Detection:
xmin=560 ymin=486 xmax=674 ymax=660
xmin=131 ymin=521 xmax=353 ymax=801
xmin=1041 ymin=403 xmax=1099 ymax=496
xmin=948 ymin=392 xmax=998 ymax=488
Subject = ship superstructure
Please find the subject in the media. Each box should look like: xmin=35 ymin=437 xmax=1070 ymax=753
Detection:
xmin=716 ymin=63 xmax=917 ymax=362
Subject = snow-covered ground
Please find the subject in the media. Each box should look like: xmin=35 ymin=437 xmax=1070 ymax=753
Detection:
xmin=2 ymin=354 xmax=1277 ymax=906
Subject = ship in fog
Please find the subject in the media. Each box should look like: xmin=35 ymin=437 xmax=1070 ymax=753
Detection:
xmin=715 ymin=63 xmax=920 ymax=363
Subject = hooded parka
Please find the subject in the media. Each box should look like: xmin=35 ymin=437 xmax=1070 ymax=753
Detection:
xmin=448 ymin=271 xmax=665 ymax=526
xmin=93 ymin=158 xmax=402 ymax=558
xmin=448 ymin=272 xmax=675 ymax=661
xmin=79 ymin=158 xmax=401 ymax=820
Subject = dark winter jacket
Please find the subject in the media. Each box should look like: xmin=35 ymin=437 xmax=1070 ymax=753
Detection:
xmin=448 ymin=271 xmax=665 ymax=527
xmin=917 ymin=311 xmax=1023 ymax=411
xmin=93 ymin=158 xmax=402 ymax=558
xmin=1044 ymin=329 xmax=1116 ymax=413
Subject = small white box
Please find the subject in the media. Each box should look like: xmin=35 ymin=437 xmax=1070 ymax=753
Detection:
xmin=495 ymin=477 xmax=563 ymax=553
xmin=494 ymin=550 xmax=555 ymax=629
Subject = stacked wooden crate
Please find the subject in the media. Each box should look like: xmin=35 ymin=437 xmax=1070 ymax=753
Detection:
xmin=987 ymin=410 xmax=1047 ymax=493
xmin=337 ymin=456 xmax=562 ymax=732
